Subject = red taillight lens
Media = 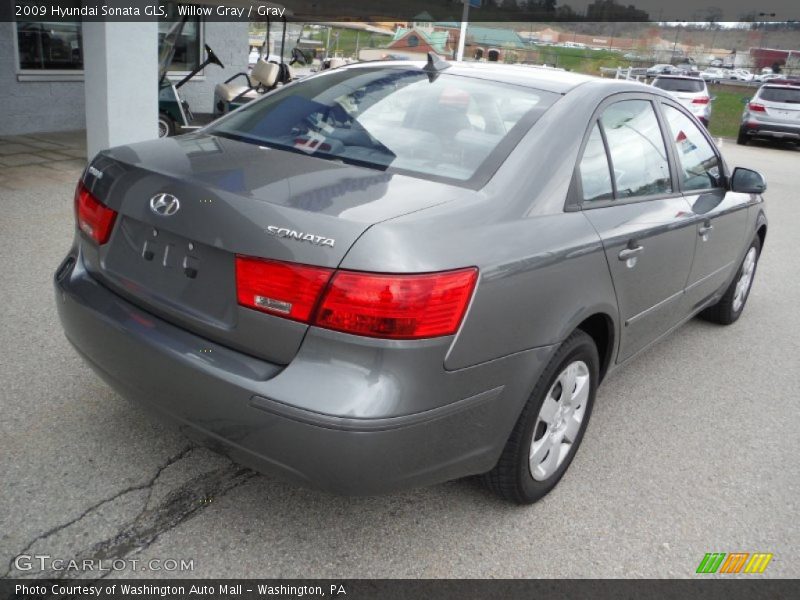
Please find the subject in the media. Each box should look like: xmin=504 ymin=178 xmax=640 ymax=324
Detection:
xmin=692 ymin=96 xmax=710 ymax=105
xmin=314 ymin=268 xmax=478 ymax=339
xmin=235 ymin=256 xmax=333 ymax=322
xmin=235 ymin=256 xmax=479 ymax=339
xmin=74 ymin=181 xmax=117 ymax=244
xmin=748 ymin=103 xmax=766 ymax=112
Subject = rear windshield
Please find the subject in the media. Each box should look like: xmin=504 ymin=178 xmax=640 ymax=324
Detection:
xmin=759 ymin=86 xmax=800 ymax=103
xmin=209 ymin=67 xmax=557 ymax=185
xmin=653 ymin=78 xmax=704 ymax=93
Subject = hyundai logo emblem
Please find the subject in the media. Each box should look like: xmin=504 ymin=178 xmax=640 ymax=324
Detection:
xmin=149 ymin=193 xmax=180 ymax=216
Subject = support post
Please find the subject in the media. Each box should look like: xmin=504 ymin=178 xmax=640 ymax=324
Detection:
xmin=82 ymin=20 xmax=158 ymax=160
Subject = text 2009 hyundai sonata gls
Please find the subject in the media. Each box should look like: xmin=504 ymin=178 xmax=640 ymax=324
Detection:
xmin=55 ymin=59 xmax=767 ymax=504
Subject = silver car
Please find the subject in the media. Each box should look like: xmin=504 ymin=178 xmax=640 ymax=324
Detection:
xmin=652 ymin=75 xmax=712 ymax=126
xmin=738 ymin=83 xmax=800 ymax=145
xmin=55 ymin=60 xmax=768 ymax=504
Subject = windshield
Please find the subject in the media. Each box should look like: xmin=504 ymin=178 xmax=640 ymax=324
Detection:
xmin=209 ymin=67 xmax=556 ymax=183
xmin=760 ymin=87 xmax=800 ymax=104
xmin=653 ymin=78 xmax=704 ymax=93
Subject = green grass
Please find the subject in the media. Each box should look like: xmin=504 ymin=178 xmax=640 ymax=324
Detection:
xmin=708 ymin=84 xmax=754 ymax=139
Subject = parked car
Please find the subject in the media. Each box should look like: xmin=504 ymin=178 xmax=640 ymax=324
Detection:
xmin=700 ymin=67 xmax=726 ymax=84
xmin=647 ymin=63 xmax=684 ymax=77
xmin=651 ymin=75 xmax=712 ymax=126
xmin=755 ymin=73 xmax=782 ymax=83
xmin=728 ymin=69 xmax=755 ymax=82
xmin=56 ymin=59 xmax=768 ymax=504
xmin=675 ymin=61 xmax=699 ymax=76
xmin=738 ymin=83 xmax=800 ymax=145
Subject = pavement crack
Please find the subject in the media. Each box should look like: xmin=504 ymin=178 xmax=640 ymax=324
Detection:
xmin=2 ymin=445 xmax=195 ymax=579
xmin=86 ymin=466 xmax=257 ymax=575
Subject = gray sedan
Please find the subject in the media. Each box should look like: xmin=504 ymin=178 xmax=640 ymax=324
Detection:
xmin=55 ymin=59 xmax=767 ymax=504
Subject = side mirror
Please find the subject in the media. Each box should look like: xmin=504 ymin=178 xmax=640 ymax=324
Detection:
xmin=730 ymin=167 xmax=767 ymax=194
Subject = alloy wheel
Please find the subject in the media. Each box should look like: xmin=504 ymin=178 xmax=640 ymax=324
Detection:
xmin=529 ymin=360 xmax=590 ymax=481
xmin=733 ymin=247 xmax=757 ymax=313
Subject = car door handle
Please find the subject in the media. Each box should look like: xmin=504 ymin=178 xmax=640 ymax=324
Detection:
xmin=699 ymin=224 xmax=714 ymax=236
xmin=618 ymin=246 xmax=644 ymax=261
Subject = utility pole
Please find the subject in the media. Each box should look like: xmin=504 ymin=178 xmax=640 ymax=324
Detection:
xmin=456 ymin=0 xmax=469 ymax=61
xmin=671 ymin=21 xmax=686 ymax=63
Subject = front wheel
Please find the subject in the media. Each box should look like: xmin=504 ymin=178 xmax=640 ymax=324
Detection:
xmin=483 ymin=330 xmax=598 ymax=504
xmin=700 ymin=235 xmax=761 ymax=325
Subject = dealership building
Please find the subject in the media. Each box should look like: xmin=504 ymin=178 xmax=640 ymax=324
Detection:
xmin=1 ymin=3 xmax=248 ymax=157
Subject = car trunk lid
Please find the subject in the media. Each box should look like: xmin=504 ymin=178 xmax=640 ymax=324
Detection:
xmin=81 ymin=133 xmax=460 ymax=364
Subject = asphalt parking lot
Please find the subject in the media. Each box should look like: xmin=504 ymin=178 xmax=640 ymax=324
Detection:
xmin=1 ymin=134 xmax=798 ymax=579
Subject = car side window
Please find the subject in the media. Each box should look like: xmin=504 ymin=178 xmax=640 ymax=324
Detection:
xmin=662 ymin=105 xmax=722 ymax=191
xmin=579 ymin=123 xmax=614 ymax=202
xmin=600 ymin=100 xmax=672 ymax=198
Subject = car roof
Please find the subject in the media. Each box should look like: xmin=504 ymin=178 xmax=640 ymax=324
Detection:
xmin=343 ymin=60 xmax=596 ymax=94
xmin=761 ymin=83 xmax=800 ymax=90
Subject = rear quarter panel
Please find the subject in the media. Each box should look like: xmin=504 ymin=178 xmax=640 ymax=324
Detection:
xmin=342 ymin=84 xmax=624 ymax=369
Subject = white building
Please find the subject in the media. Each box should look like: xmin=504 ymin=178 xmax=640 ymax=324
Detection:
xmin=1 ymin=4 xmax=248 ymax=139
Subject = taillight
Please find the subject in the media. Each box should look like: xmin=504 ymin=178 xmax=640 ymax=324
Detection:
xmin=74 ymin=181 xmax=117 ymax=244
xmin=748 ymin=103 xmax=766 ymax=112
xmin=315 ymin=268 xmax=478 ymax=339
xmin=692 ymin=96 xmax=710 ymax=105
xmin=235 ymin=256 xmax=333 ymax=322
xmin=235 ymin=257 xmax=479 ymax=339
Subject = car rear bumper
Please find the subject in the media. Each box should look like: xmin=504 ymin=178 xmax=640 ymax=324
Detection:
xmin=742 ymin=121 xmax=800 ymax=139
xmin=55 ymin=250 xmax=553 ymax=495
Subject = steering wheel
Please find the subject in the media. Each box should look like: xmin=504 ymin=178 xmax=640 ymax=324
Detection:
xmin=205 ymin=44 xmax=225 ymax=69
xmin=290 ymin=47 xmax=309 ymax=66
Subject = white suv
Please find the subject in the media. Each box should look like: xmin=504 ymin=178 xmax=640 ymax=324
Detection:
xmin=738 ymin=83 xmax=800 ymax=145
xmin=651 ymin=76 xmax=712 ymax=126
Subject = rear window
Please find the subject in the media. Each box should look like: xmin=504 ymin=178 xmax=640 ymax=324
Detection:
xmin=209 ymin=67 xmax=557 ymax=185
xmin=653 ymin=78 xmax=705 ymax=93
xmin=759 ymin=86 xmax=800 ymax=103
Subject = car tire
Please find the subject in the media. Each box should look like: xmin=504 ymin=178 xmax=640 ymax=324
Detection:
xmin=700 ymin=235 xmax=761 ymax=325
xmin=483 ymin=330 xmax=599 ymax=504
xmin=158 ymin=114 xmax=175 ymax=138
xmin=736 ymin=127 xmax=749 ymax=145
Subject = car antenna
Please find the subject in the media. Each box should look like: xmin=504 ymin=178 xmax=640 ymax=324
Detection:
xmin=423 ymin=52 xmax=450 ymax=82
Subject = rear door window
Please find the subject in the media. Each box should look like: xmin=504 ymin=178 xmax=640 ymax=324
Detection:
xmin=600 ymin=100 xmax=672 ymax=198
xmin=579 ymin=124 xmax=613 ymax=201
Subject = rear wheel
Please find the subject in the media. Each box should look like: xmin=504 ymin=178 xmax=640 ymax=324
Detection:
xmin=737 ymin=127 xmax=749 ymax=145
xmin=700 ymin=235 xmax=761 ymax=325
xmin=483 ymin=330 xmax=598 ymax=504
xmin=158 ymin=114 xmax=175 ymax=138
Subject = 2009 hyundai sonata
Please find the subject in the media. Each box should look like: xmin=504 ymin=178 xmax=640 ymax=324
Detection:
xmin=55 ymin=58 xmax=767 ymax=503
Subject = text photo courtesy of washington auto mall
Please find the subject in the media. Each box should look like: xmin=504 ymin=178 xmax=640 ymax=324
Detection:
xmin=1 ymin=0 xmax=799 ymax=597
